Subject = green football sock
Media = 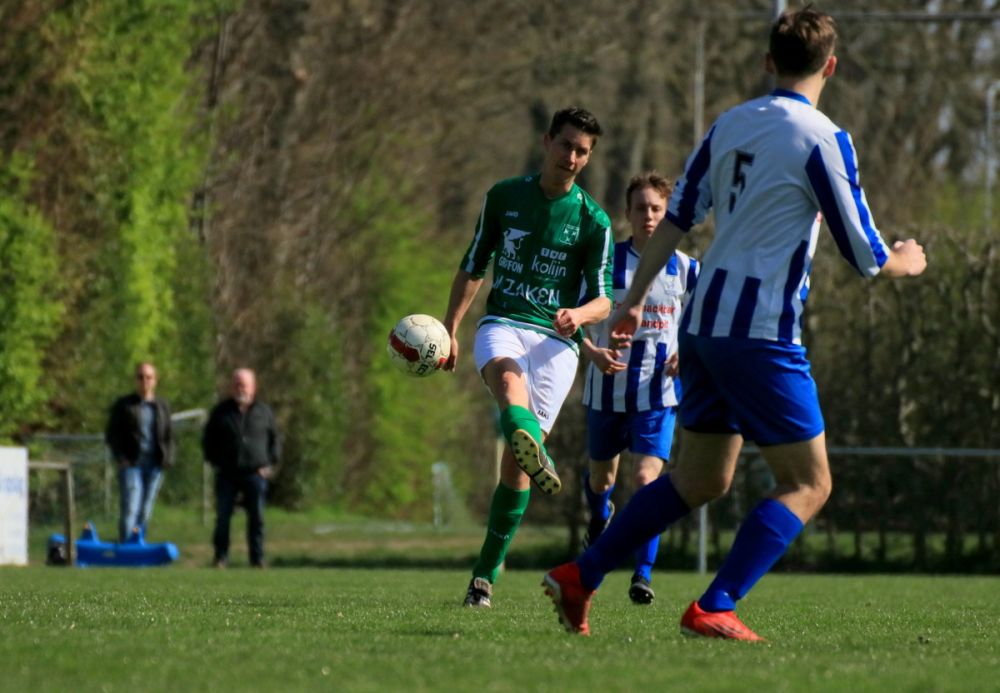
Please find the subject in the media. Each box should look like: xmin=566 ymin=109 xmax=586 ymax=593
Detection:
xmin=499 ymin=405 xmax=543 ymax=447
xmin=472 ymin=483 xmax=531 ymax=583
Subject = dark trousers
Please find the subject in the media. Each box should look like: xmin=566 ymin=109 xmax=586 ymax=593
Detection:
xmin=213 ymin=469 xmax=267 ymax=565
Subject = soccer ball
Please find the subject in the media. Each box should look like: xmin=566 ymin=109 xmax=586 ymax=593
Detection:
xmin=387 ymin=314 xmax=451 ymax=377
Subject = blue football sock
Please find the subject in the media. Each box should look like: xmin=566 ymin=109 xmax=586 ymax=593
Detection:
xmin=577 ymin=474 xmax=690 ymax=590
xmin=633 ymin=534 xmax=660 ymax=582
xmin=582 ymin=471 xmax=613 ymax=522
xmin=699 ymin=498 xmax=804 ymax=612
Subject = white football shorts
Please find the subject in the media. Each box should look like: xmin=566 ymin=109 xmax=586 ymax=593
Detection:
xmin=473 ymin=320 xmax=579 ymax=434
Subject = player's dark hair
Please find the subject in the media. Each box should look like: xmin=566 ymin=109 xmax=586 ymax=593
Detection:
xmin=625 ymin=171 xmax=672 ymax=211
xmin=548 ymin=107 xmax=603 ymax=141
xmin=769 ymin=5 xmax=837 ymax=77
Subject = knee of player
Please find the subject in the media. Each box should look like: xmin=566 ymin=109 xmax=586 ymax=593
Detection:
xmin=803 ymin=461 xmax=833 ymax=499
xmin=632 ymin=468 xmax=658 ymax=488
xmin=681 ymin=473 xmax=731 ymax=507
xmin=790 ymin=473 xmax=832 ymax=513
xmin=632 ymin=457 xmax=665 ymax=487
xmin=588 ymin=471 xmax=615 ymax=494
xmin=810 ymin=472 xmax=833 ymax=506
xmin=707 ymin=474 xmax=734 ymax=501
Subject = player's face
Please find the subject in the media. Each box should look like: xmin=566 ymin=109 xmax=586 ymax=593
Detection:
xmin=542 ymin=125 xmax=594 ymax=183
xmin=627 ymin=186 xmax=667 ymax=245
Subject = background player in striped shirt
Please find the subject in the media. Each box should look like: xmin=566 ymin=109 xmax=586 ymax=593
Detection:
xmin=443 ymin=107 xmax=614 ymax=608
xmin=544 ymin=7 xmax=926 ymax=639
xmin=579 ymin=172 xmax=698 ymax=605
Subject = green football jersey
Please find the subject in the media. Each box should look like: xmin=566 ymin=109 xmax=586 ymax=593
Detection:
xmin=460 ymin=174 xmax=614 ymax=343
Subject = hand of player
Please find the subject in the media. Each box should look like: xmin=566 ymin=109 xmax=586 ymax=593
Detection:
xmin=591 ymin=348 xmax=626 ymax=375
xmin=891 ymin=239 xmax=927 ymax=276
xmin=552 ymin=308 xmax=583 ymax=337
xmin=607 ymin=304 xmax=641 ymax=350
xmin=443 ymin=333 xmax=459 ymax=372
xmin=664 ymin=351 xmax=679 ymax=378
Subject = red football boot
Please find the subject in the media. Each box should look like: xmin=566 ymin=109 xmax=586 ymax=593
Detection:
xmin=680 ymin=600 xmax=765 ymax=642
xmin=542 ymin=562 xmax=595 ymax=635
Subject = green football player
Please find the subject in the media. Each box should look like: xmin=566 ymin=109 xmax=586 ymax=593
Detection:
xmin=443 ymin=106 xmax=614 ymax=607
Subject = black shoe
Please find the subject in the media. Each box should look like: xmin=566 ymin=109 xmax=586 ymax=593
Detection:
xmin=628 ymin=573 xmax=655 ymax=605
xmin=583 ymin=500 xmax=615 ymax=549
xmin=463 ymin=577 xmax=492 ymax=608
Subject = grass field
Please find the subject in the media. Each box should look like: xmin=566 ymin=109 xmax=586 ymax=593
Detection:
xmin=3 ymin=508 xmax=1000 ymax=691
xmin=1 ymin=568 xmax=999 ymax=692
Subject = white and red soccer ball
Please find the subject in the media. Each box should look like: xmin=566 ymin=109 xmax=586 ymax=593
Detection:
xmin=387 ymin=314 xmax=451 ymax=377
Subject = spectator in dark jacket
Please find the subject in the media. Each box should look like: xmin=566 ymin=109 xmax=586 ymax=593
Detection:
xmin=105 ymin=362 xmax=174 ymax=542
xmin=203 ymin=368 xmax=280 ymax=568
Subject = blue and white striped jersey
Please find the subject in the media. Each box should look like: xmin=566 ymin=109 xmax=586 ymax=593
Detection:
xmin=668 ymin=89 xmax=890 ymax=344
xmin=583 ymin=242 xmax=698 ymax=412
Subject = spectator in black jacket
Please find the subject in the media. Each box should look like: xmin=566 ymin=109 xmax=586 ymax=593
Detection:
xmin=105 ymin=362 xmax=174 ymax=542
xmin=203 ymin=368 xmax=280 ymax=568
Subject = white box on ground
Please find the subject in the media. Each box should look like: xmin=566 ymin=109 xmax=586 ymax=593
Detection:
xmin=0 ymin=447 xmax=28 ymax=566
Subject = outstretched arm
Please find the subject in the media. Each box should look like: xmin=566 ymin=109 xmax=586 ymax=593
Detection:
xmin=442 ymin=270 xmax=484 ymax=371
xmin=608 ymin=218 xmax=685 ymax=346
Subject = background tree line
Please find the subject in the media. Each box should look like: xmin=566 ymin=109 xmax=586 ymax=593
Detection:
xmin=2 ymin=0 xmax=998 ymax=566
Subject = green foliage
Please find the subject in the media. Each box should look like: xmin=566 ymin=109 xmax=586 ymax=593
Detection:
xmin=270 ymin=301 xmax=351 ymax=508
xmin=0 ymin=159 xmax=64 ymax=439
xmin=805 ymin=183 xmax=1000 ymax=561
xmin=812 ymin=182 xmax=1000 ymax=448
xmin=152 ymin=230 xmax=216 ymax=503
xmin=38 ymin=0 xmax=218 ymax=429
xmin=5 ymin=0 xmax=999 ymax=530
xmin=342 ymin=175 xmax=475 ymax=517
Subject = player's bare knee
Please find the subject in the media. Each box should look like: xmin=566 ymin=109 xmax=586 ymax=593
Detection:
xmin=678 ymin=473 xmax=730 ymax=507
xmin=632 ymin=457 xmax=664 ymax=489
xmin=804 ymin=462 xmax=833 ymax=506
xmin=810 ymin=472 xmax=832 ymax=507
xmin=632 ymin=469 xmax=658 ymax=488
xmin=709 ymin=474 xmax=733 ymax=500
xmin=783 ymin=477 xmax=831 ymax=518
xmin=589 ymin=474 xmax=614 ymax=494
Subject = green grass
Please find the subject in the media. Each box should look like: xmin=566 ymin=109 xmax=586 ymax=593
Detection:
xmin=1 ymin=566 xmax=999 ymax=692
xmin=10 ymin=508 xmax=1000 ymax=691
xmin=27 ymin=504 xmax=571 ymax=570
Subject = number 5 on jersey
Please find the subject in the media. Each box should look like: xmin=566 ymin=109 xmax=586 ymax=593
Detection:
xmin=729 ymin=151 xmax=755 ymax=213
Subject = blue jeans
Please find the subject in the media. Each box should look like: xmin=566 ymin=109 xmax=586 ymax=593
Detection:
xmin=213 ymin=470 xmax=268 ymax=565
xmin=118 ymin=460 xmax=164 ymax=542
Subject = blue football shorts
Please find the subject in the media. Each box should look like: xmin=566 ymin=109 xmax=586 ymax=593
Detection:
xmin=586 ymin=406 xmax=677 ymax=462
xmin=677 ymin=332 xmax=824 ymax=446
